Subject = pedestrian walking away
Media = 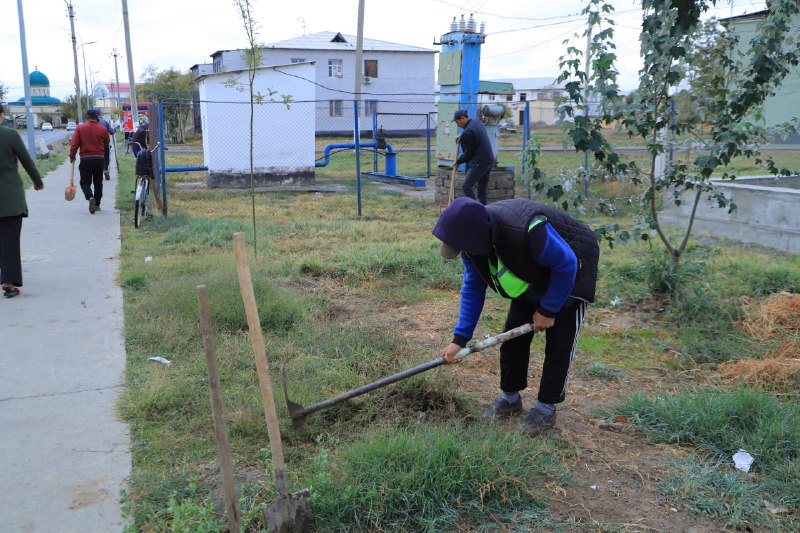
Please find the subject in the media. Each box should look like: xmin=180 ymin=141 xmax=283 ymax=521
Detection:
xmin=97 ymin=110 xmax=116 ymax=180
xmin=0 ymin=103 xmax=45 ymax=298
xmin=452 ymin=108 xmax=495 ymax=204
xmin=433 ymin=197 xmax=599 ymax=435
xmin=70 ymin=108 xmax=110 ymax=214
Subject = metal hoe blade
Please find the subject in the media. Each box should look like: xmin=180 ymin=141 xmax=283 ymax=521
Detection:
xmin=281 ymin=322 xmax=535 ymax=425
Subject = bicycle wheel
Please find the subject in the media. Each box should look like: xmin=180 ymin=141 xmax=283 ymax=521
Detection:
xmin=134 ymin=177 xmax=149 ymax=228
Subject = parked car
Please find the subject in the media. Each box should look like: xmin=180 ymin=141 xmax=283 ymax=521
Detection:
xmin=41 ymin=122 xmax=53 ymax=131
xmin=66 ymin=122 xmax=77 ymax=131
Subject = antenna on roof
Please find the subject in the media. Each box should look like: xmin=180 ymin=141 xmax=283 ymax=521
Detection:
xmin=297 ymin=17 xmax=306 ymax=36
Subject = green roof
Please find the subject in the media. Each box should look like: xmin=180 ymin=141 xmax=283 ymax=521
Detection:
xmin=478 ymin=81 xmax=514 ymax=95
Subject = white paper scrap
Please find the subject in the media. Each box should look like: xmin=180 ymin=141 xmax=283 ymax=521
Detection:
xmin=733 ymin=449 xmax=754 ymax=473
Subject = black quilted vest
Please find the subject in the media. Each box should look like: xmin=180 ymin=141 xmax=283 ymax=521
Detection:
xmin=465 ymin=199 xmax=599 ymax=303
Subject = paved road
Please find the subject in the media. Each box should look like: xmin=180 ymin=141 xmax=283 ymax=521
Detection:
xmin=0 ymin=159 xmax=130 ymax=532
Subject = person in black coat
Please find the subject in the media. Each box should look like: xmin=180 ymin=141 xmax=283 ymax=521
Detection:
xmin=452 ymin=108 xmax=495 ymax=204
xmin=130 ymin=122 xmax=149 ymax=157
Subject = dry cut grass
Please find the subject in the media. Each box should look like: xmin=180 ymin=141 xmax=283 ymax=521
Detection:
xmin=719 ymin=292 xmax=800 ymax=394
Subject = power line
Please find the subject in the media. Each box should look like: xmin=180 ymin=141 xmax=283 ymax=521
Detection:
xmin=483 ymin=24 xmax=587 ymax=59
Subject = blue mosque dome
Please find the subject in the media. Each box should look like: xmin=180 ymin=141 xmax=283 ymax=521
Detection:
xmin=29 ymin=70 xmax=50 ymax=87
xmin=15 ymin=69 xmax=61 ymax=105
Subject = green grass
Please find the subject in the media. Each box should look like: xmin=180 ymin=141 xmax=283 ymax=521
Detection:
xmin=309 ymin=423 xmax=570 ymax=532
xmin=114 ymin=135 xmax=800 ymax=531
xmin=613 ymin=387 xmax=800 ymax=530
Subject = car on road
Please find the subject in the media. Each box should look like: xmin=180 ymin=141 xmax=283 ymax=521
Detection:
xmin=41 ymin=122 xmax=53 ymax=131
xmin=66 ymin=122 xmax=77 ymax=131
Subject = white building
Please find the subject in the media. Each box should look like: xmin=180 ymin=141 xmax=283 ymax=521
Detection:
xmin=194 ymin=61 xmax=316 ymax=188
xmin=481 ymin=77 xmax=566 ymax=126
xmin=192 ymin=31 xmax=437 ymax=135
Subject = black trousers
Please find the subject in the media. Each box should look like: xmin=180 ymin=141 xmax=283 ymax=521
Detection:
xmin=104 ymin=143 xmax=110 ymax=171
xmin=461 ymin=162 xmax=491 ymax=205
xmin=0 ymin=215 xmax=24 ymax=287
xmin=79 ymin=158 xmax=105 ymax=206
xmin=499 ymin=297 xmax=587 ymax=404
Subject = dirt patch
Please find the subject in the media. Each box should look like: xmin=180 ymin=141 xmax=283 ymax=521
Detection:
xmin=355 ymin=299 xmax=756 ymax=530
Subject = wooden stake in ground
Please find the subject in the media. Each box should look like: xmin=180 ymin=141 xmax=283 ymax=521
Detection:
xmin=196 ymin=285 xmax=242 ymax=533
xmin=232 ymin=232 xmax=311 ymax=533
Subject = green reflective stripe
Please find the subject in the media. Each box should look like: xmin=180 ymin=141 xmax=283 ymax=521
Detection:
xmin=528 ymin=219 xmax=545 ymax=232
xmin=490 ymin=258 xmax=529 ymax=299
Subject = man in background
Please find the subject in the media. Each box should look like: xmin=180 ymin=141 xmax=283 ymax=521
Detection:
xmin=97 ymin=110 xmax=116 ymax=180
xmin=453 ymin=108 xmax=494 ymax=204
xmin=70 ymin=108 xmax=110 ymax=214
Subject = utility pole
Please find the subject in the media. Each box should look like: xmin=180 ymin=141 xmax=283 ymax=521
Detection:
xmin=67 ymin=0 xmax=82 ymax=124
xmin=112 ymin=48 xmax=122 ymax=109
xmin=353 ymin=0 xmax=365 ymax=140
xmin=15 ymin=0 xmax=36 ymax=159
xmin=83 ymin=47 xmax=90 ymax=112
xmin=122 ymin=0 xmax=138 ymax=132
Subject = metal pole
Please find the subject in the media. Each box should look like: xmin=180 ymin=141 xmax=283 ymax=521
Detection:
xmin=158 ymin=99 xmax=168 ymax=216
xmin=67 ymin=1 xmax=82 ymax=125
xmin=112 ymin=48 xmax=122 ymax=109
xmin=82 ymin=47 xmax=89 ymax=112
xmin=354 ymin=100 xmax=362 ymax=217
xmin=353 ymin=0 xmax=365 ymax=142
xmin=523 ymin=100 xmax=531 ymax=199
xmin=122 ymin=0 xmax=138 ymax=131
xmin=372 ymin=104 xmax=377 ymax=172
xmin=15 ymin=0 xmax=37 ymax=159
xmin=426 ymin=112 xmax=431 ymax=178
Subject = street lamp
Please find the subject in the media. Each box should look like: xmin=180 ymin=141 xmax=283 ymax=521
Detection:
xmin=78 ymin=40 xmax=96 ymax=117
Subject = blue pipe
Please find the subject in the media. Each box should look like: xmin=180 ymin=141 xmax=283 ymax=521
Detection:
xmin=315 ymin=141 xmax=395 ymax=175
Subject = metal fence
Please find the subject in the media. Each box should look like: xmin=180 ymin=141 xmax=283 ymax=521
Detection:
xmin=151 ymin=97 xmax=644 ymax=224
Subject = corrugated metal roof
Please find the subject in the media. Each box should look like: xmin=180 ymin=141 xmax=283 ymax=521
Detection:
xmin=478 ymin=81 xmax=514 ymax=95
xmin=263 ymin=31 xmax=435 ymax=53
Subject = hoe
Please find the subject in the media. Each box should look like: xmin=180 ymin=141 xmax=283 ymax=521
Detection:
xmin=282 ymin=322 xmax=535 ymax=426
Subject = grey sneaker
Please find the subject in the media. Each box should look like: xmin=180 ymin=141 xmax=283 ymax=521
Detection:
xmin=104 ymin=170 xmax=111 ymax=180
xmin=95 ymin=205 xmax=101 ymax=212
xmin=482 ymin=397 xmax=523 ymax=419
xmin=522 ymin=407 xmax=557 ymax=436
xmin=89 ymin=197 xmax=97 ymax=214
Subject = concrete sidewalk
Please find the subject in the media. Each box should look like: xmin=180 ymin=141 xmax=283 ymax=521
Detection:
xmin=0 ymin=159 xmax=130 ymax=532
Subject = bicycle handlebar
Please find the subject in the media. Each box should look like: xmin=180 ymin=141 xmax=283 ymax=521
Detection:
xmin=127 ymin=141 xmax=163 ymax=152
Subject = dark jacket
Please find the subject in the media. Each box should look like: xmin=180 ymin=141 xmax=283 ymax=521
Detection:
xmin=456 ymin=118 xmax=494 ymax=168
xmin=70 ymin=120 xmax=110 ymax=161
xmin=433 ymin=198 xmax=599 ymax=344
xmin=0 ymin=125 xmax=44 ymax=218
xmin=483 ymin=200 xmax=599 ymax=305
xmin=131 ymin=126 xmax=149 ymax=150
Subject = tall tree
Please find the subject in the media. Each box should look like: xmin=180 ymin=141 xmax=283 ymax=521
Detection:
xmin=139 ymin=66 xmax=194 ymax=143
xmin=0 ymin=81 xmax=8 ymax=102
xmin=535 ymin=0 xmax=800 ymax=279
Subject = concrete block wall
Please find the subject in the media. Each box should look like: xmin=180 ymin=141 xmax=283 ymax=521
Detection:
xmin=435 ymin=166 xmax=515 ymax=205
xmin=659 ymin=176 xmax=800 ymax=253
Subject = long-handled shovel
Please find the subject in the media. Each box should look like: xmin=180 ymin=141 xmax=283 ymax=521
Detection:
xmin=65 ymin=161 xmax=76 ymax=201
xmin=233 ymin=232 xmax=312 ymax=533
xmin=282 ymin=322 xmax=535 ymax=426
xmin=448 ymin=140 xmax=460 ymax=204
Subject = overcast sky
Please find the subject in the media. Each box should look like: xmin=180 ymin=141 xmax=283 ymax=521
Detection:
xmin=2 ymin=0 xmax=766 ymax=102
